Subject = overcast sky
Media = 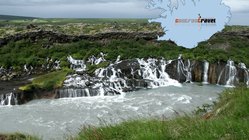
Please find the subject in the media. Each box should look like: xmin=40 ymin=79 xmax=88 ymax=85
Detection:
xmin=0 ymin=0 xmax=248 ymax=25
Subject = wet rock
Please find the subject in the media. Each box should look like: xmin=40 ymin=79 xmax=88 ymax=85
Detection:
xmin=192 ymin=60 xmax=203 ymax=82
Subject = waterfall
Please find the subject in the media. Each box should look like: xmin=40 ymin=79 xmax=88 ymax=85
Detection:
xmin=24 ymin=64 xmax=29 ymax=72
xmin=67 ymin=56 xmax=86 ymax=72
xmin=177 ymin=56 xmax=192 ymax=83
xmin=57 ymin=88 xmax=96 ymax=98
xmin=217 ymin=60 xmax=237 ymax=87
xmin=59 ymin=56 xmax=181 ymax=99
xmin=53 ymin=60 xmax=61 ymax=70
xmin=87 ymin=52 xmax=107 ymax=65
xmin=226 ymin=60 xmax=237 ymax=86
xmin=203 ymin=61 xmax=209 ymax=84
xmin=0 ymin=92 xmax=18 ymax=106
xmin=185 ymin=60 xmax=192 ymax=83
xmin=137 ymin=58 xmax=181 ymax=88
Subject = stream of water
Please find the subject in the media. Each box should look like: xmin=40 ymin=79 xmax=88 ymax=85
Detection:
xmin=0 ymin=83 xmax=224 ymax=140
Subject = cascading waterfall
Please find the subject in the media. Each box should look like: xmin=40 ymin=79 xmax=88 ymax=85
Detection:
xmin=53 ymin=60 xmax=61 ymax=70
xmin=137 ymin=58 xmax=181 ymax=88
xmin=58 ymin=56 xmax=125 ymax=98
xmin=3 ymin=49 xmax=249 ymax=107
xmin=87 ymin=52 xmax=107 ymax=65
xmin=185 ymin=60 xmax=192 ymax=83
xmin=67 ymin=56 xmax=86 ymax=72
xmin=0 ymin=92 xmax=18 ymax=106
xmin=217 ymin=60 xmax=237 ymax=87
xmin=177 ymin=55 xmax=192 ymax=83
xmin=59 ymin=55 xmax=181 ymax=98
xmin=203 ymin=61 xmax=209 ymax=84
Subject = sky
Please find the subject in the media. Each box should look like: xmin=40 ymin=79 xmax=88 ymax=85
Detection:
xmin=0 ymin=0 xmax=248 ymax=25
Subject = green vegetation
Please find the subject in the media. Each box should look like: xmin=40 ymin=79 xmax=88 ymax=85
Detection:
xmin=0 ymin=39 xmax=181 ymax=69
xmin=189 ymin=35 xmax=249 ymax=64
xmin=0 ymin=133 xmax=39 ymax=140
xmin=0 ymin=18 xmax=160 ymax=37
xmin=87 ymin=61 xmax=110 ymax=75
xmin=73 ymin=87 xmax=249 ymax=140
xmin=0 ymin=17 xmax=149 ymax=25
xmin=223 ymin=25 xmax=249 ymax=32
xmin=0 ymin=18 xmax=248 ymax=72
xmin=1 ymin=27 xmax=249 ymax=71
xmin=19 ymin=69 xmax=72 ymax=91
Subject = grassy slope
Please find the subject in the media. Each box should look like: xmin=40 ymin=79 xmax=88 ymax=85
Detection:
xmin=0 ymin=18 xmax=154 ymax=37
xmin=0 ymin=133 xmax=39 ymax=140
xmin=73 ymin=87 xmax=249 ymax=140
xmin=0 ymin=18 xmax=248 ymax=68
xmin=0 ymin=28 xmax=248 ymax=70
xmin=0 ymin=17 xmax=148 ymax=24
xmin=19 ymin=69 xmax=72 ymax=91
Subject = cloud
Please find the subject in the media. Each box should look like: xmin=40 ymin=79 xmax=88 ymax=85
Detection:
xmin=223 ymin=0 xmax=249 ymax=13
xmin=0 ymin=0 xmax=146 ymax=6
xmin=0 ymin=0 xmax=248 ymax=25
xmin=0 ymin=1 xmax=161 ymax=18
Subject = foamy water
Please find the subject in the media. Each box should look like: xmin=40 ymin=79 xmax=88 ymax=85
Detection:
xmin=0 ymin=83 xmax=224 ymax=140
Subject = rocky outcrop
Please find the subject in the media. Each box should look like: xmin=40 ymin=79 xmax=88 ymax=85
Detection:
xmin=218 ymin=31 xmax=249 ymax=39
xmin=0 ymin=30 xmax=164 ymax=47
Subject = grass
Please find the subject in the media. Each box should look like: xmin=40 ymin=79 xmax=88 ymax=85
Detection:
xmin=0 ymin=133 xmax=39 ymax=140
xmin=73 ymin=87 xmax=249 ymax=140
xmin=19 ymin=69 xmax=72 ymax=91
xmin=0 ymin=18 xmax=160 ymax=38
xmin=0 ymin=25 xmax=249 ymax=70
xmin=87 ymin=61 xmax=110 ymax=75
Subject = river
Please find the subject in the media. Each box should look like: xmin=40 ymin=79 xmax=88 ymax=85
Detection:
xmin=0 ymin=83 xmax=224 ymax=140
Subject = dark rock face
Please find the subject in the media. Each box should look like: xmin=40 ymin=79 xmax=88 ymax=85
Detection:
xmin=192 ymin=60 xmax=203 ymax=82
xmin=0 ymin=30 xmax=164 ymax=47
xmin=208 ymin=62 xmax=226 ymax=84
xmin=165 ymin=60 xmax=179 ymax=81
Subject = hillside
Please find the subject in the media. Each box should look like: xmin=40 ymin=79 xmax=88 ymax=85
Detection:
xmin=0 ymin=15 xmax=37 ymax=20
xmin=0 ymin=24 xmax=248 ymax=69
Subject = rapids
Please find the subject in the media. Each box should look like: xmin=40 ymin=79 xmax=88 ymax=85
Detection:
xmin=0 ymin=84 xmax=224 ymax=140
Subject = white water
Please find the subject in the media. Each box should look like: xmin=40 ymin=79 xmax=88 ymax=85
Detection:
xmin=177 ymin=57 xmax=192 ymax=83
xmin=137 ymin=58 xmax=181 ymax=88
xmin=0 ymin=92 xmax=17 ymax=106
xmin=87 ymin=52 xmax=107 ymax=65
xmin=0 ymin=84 xmax=224 ymax=140
xmin=203 ymin=61 xmax=209 ymax=84
xmin=217 ymin=60 xmax=237 ymax=87
xmin=67 ymin=56 xmax=86 ymax=72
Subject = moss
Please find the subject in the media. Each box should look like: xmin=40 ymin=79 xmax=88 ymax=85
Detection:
xmin=87 ymin=61 xmax=110 ymax=75
xmin=19 ymin=69 xmax=72 ymax=91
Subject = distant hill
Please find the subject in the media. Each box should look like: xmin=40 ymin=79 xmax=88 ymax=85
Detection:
xmin=0 ymin=15 xmax=37 ymax=20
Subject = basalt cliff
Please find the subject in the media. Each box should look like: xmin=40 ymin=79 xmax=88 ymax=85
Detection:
xmin=1 ymin=25 xmax=249 ymax=105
